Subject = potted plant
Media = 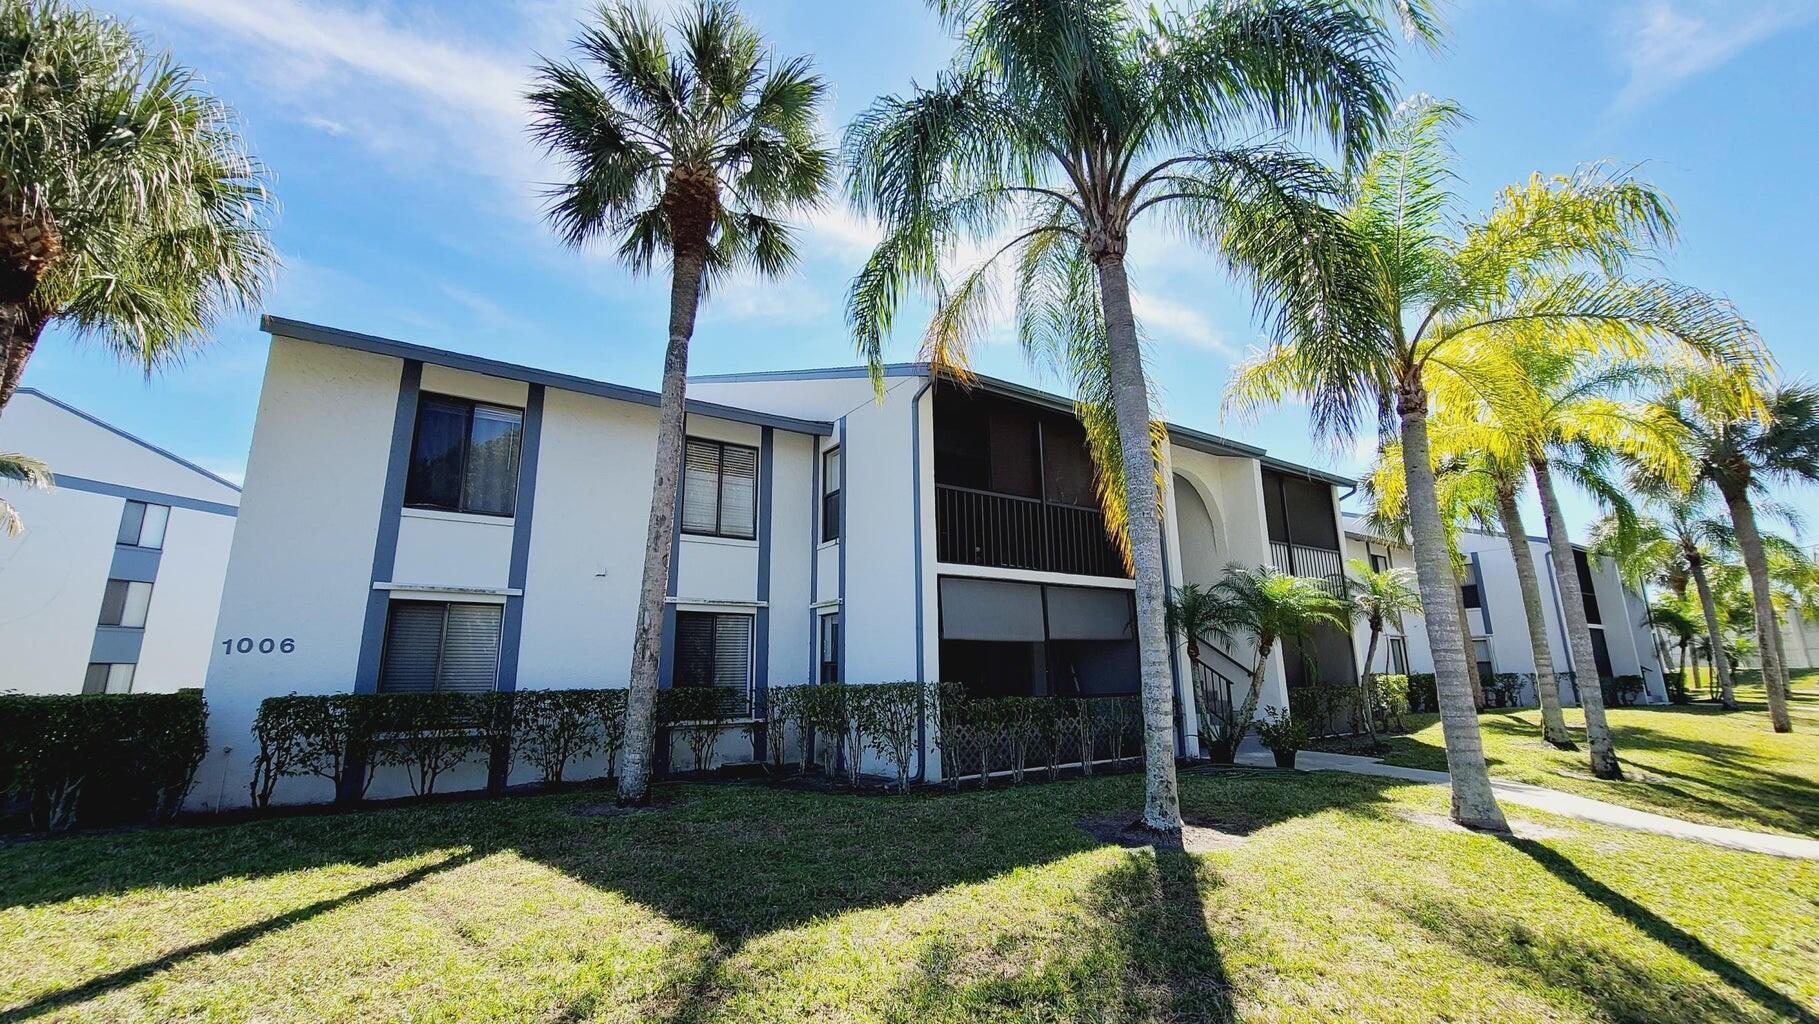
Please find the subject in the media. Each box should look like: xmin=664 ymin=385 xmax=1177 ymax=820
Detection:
xmin=1255 ymin=706 xmax=1309 ymax=770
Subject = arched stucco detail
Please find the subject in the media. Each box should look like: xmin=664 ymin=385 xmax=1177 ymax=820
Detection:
xmin=1171 ymin=470 xmax=1224 ymax=587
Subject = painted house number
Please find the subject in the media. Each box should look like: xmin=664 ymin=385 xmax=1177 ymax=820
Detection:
xmin=221 ymin=637 xmax=296 ymax=655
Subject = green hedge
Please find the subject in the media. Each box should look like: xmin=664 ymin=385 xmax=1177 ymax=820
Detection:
xmin=0 ymin=690 xmax=207 ymax=832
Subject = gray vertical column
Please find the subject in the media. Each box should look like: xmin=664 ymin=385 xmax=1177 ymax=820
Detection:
xmin=753 ymin=427 xmax=774 ymax=760
xmin=496 ymin=384 xmax=545 ymax=692
xmin=836 ymin=416 xmax=848 ymax=680
xmin=354 ymin=359 xmax=422 ymax=692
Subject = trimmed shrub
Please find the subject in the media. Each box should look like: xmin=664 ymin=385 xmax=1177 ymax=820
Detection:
xmin=1485 ymin=673 xmax=1531 ymax=710
xmin=0 ymin=690 xmax=206 ymax=831
xmin=1371 ymin=674 xmax=1411 ymax=733
xmin=512 ymin=690 xmax=600 ymax=784
xmin=367 ymin=692 xmax=489 ymax=797
xmin=856 ymin=682 xmax=923 ymax=792
xmin=1603 ymin=674 xmax=1646 ymax=708
xmin=764 ymin=684 xmax=802 ymax=771
xmin=594 ymin=690 xmax=628 ymax=781
xmin=1287 ymin=684 xmax=1360 ymax=739
xmin=658 ymin=687 xmax=740 ymax=773
xmin=1406 ymin=673 xmax=1439 ymax=714
xmin=1256 ymin=705 xmax=1310 ymax=755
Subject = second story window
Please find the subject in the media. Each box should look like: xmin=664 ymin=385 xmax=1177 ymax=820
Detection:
xmin=682 ymin=438 xmax=757 ymax=539
xmin=821 ymin=447 xmax=841 ymax=542
xmin=1461 ymin=582 xmax=1482 ymax=609
xmin=405 ymin=395 xmax=524 ymax=517
xmin=98 ymin=579 xmax=153 ymax=628
xmin=117 ymin=500 xmax=169 ymax=549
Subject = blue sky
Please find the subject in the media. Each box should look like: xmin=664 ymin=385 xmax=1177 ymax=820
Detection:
xmin=20 ymin=0 xmax=1819 ymax=541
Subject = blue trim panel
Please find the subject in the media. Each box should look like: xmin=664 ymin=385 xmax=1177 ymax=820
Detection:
xmin=50 ymin=475 xmax=237 ymax=518
xmin=264 ymin=316 xmax=833 ymax=437
xmin=753 ymin=427 xmax=774 ymax=758
xmin=354 ymin=359 xmax=422 ymax=693
xmin=496 ymin=384 xmax=544 ymax=693
xmin=1470 ymin=551 xmax=1492 ymax=635
xmin=109 ymin=545 xmax=162 ymax=583
xmin=90 ymin=626 xmax=144 ymax=664
xmin=689 ymin=363 xmax=927 ymax=383
xmin=836 ymin=417 xmax=848 ymax=680
xmin=18 ymin=388 xmax=242 ymax=492
xmin=1159 ymin=520 xmax=1186 ymax=758
xmin=910 ymin=383 xmax=931 ymax=683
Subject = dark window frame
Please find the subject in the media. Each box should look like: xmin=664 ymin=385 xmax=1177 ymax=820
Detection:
xmin=681 ymin=437 xmax=759 ymax=540
xmin=1370 ymin=552 xmax=1389 ymax=574
xmin=674 ymin=610 xmax=755 ymax=711
xmin=818 ymin=612 xmax=841 ymax=683
xmin=1388 ymin=636 xmax=1409 ymax=676
xmin=403 ymin=393 xmax=524 ymax=518
xmin=378 ymin=599 xmax=504 ymax=693
xmin=1461 ymin=582 xmax=1482 ymax=609
xmin=821 ymin=447 xmax=841 ymax=543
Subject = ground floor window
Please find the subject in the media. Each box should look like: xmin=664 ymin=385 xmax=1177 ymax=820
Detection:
xmin=82 ymin=662 xmax=135 ymax=694
xmin=1387 ymin=636 xmax=1408 ymax=676
xmin=936 ymin=577 xmax=1138 ymax=698
xmin=380 ymin=600 xmax=503 ymax=693
xmin=1589 ymin=626 xmax=1614 ymax=678
xmin=818 ymin=612 xmax=840 ymax=684
xmin=1473 ymin=638 xmax=1494 ymax=682
xmin=676 ymin=611 xmax=753 ymax=714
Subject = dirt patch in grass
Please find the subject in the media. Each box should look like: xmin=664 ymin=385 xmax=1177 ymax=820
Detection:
xmin=567 ymin=795 xmax=681 ymax=818
xmin=1079 ymin=814 xmax=1253 ymax=853
xmin=1397 ymin=809 xmax=1572 ymax=841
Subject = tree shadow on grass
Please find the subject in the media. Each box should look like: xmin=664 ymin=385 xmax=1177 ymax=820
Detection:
xmin=0 ymin=848 xmax=480 ymax=1024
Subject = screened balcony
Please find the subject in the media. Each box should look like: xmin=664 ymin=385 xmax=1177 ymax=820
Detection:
xmin=933 ymin=387 xmax=1128 ymax=579
xmin=1262 ymin=467 xmax=1345 ymax=591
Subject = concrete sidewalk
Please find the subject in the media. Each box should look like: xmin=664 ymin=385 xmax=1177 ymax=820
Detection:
xmin=1238 ymin=749 xmax=1819 ymax=860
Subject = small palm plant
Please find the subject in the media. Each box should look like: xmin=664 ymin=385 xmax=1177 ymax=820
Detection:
xmin=1165 ymin=582 xmax=1231 ymax=759
xmin=529 ymin=0 xmax=833 ymax=804
xmin=1646 ymin=593 xmax=1701 ymax=703
xmin=1201 ymin=564 xmax=1347 ymax=756
xmin=1344 ymin=557 xmax=1421 ymax=742
xmin=0 ymin=451 xmax=50 ymax=535
xmin=844 ymin=0 xmax=1431 ymax=833
xmin=1225 ymin=97 xmax=1760 ymax=827
xmin=1659 ymin=373 xmax=1819 ymax=731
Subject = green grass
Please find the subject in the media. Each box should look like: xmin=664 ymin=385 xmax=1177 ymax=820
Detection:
xmin=3 ymin=767 xmax=1816 ymax=1023
xmin=1366 ymin=675 xmax=1819 ymax=838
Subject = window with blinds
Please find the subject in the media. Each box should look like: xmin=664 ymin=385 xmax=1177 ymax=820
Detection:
xmin=379 ymin=600 xmax=503 ymax=693
xmin=674 ymin=611 xmax=753 ymax=714
xmin=681 ymin=438 xmax=758 ymax=539
xmin=404 ymin=395 xmax=524 ymax=517
xmin=821 ymin=447 xmax=841 ymax=542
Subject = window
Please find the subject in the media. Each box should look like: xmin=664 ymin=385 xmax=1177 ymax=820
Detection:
xmin=1370 ymin=553 xmax=1388 ymax=574
xmin=821 ymin=447 xmax=841 ymax=542
xmin=1461 ymin=582 xmax=1481 ymax=609
xmin=82 ymin=663 xmax=135 ymax=694
xmin=818 ymin=613 xmax=841 ymax=684
xmin=1589 ymin=627 xmax=1614 ymax=678
xmin=681 ymin=438 xmax=758 ymax=539
xmin=117 ymin=500 xmax=169 ymax=549
xmin=379 ymin=600 xmax=503 ymax=692
xmin=675 ymin=611 xmax=753 ymax=712
xmin=1473 ymin=638 xmax=1494 ymax=682
xmin=1388 ymin=636 xmax=1409 ymax=676
xmin=404 ymin=395 xmax=524 ymax=517
xmin=98 ymin=579 xmax=153 ymax=628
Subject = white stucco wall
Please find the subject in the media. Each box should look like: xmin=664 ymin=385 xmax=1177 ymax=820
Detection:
xmin=0 ymin=390 xmax=239 ymax=696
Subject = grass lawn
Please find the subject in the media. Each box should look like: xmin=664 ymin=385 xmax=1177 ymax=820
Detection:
xmin=1367 ymin=676 xmax=1819 ymax=838
xmin=4 ymin=768 xmax=1816 ymax=1023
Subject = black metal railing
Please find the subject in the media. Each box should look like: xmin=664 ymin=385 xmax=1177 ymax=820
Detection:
xmin=1269 ymin=541 xmax=1344 ymax=591
xmin=936 ymin=484 xmax=1127 ymax=578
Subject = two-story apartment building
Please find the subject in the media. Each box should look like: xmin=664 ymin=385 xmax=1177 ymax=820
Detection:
xmin=1344 ymin=514 xmax=1667 ymax=705
xmin=190 ymin=317 xmax=1361 ymax=809
xmin=0 ymin=389 xmax=239 ymax=695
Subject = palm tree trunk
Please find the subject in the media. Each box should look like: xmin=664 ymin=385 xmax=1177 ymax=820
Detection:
xmin=617 ymin=250 xmax=706 ymax=805
xmin=1686 ymin=550 xmax=1736 ymax=708
xmin=1360 ymin=623 xmax=1381 ymax=743
xmin=1495 ymin=484 xmax=1573 ymax=747
xmin=1398 ymin=378 xmax=1507 ymax=830
xmin=1230 ymin=641 xmax=1272 ymax=753
xmin=1531 ymin=458 xmax=1622 ymax=780
xmin=1676 ymin=640 xmax=1688 ymax=701
xmin=1456 ymin=580 xmax=1485 ymax=709
xmin=0 ymin=304 xmax=49 ymax=413
xmin=1094 ymin=252 xmax=1180 ymax=832
xmin=1720 ymin=485 xmax=1793 ymax=731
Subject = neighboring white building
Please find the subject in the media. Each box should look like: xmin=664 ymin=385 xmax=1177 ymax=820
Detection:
xmin=1344 ymin=514 xmax=1667 ymax=705
xmin=192 ymin=317 xmax=1361 ymax=809
xmin=0 ymin=389 xmax=240 ymax=696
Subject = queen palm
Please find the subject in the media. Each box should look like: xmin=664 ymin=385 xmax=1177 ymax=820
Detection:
xmin=1226 ymin=98 xmax=1759 ymax=827
xmin=844 ymin=0 xmax=1430 ymax=832
xmin=1201 ymin=564 xmax=1348 ymax=755
xmin=0 ymin=0 xmax=273 ymax=411
xmin=0 ymin=450 xmax=48 ymax=535
xmin=1660 ymin=373 xmax=1819 ymax=732
xmin=529 ymin=0 xmax=833 ymax=805
xmin=1646 ymin=591 xmax=1700 ymax=702
xmin=1345 ymin=557 xmax=1420 ymax=743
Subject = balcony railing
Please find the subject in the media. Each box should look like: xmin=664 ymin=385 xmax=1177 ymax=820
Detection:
xmin=936 ymin=484 xmax=1128 ymax=578
xmin=1270 ymin=541 xmax=1344 ymax=591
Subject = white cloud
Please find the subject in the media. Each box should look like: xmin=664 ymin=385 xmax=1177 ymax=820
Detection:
xmin=1609 ymin=0 xmax=1815 ymax=112
xmin=1132 ymin=291 xmax=1233 ymax=355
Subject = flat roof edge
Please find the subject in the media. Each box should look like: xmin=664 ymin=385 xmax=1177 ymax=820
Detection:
xmin=263 ymin=315 xmax=835 ymax=436
xmin=12 ymin=387 xmax=243 ymax=494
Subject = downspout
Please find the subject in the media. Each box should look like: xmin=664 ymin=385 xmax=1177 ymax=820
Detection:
xmin=909 ymin=376 xmax=935 ymax=784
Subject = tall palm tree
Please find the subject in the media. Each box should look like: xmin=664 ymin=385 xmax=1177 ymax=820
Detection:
xmin=1345 ymin=557 xmax=1420 ymax=742
xmin=0 ymin=0 xmax=274 ymax=414
xmin=1647 ymin=591 xmax=1700 ymax=702
xmin=529 ymin=0 xmax=833 ymax=804
xmin=1201 ymin=564 xmax=1348 ymax=754
xmin=843 ymin=0 xmax=1430 ymax=832
xmin=1661 ymin=374 xmax=1819 ymax=731
xmin=1225 ymin=97 xmax=1759 ymax=828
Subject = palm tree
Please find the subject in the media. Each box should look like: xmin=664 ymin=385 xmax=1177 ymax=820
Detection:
xmin=0 ymin=0 xmax=274 ymax=414
xmin=843 ymin=0 xmax=1430 ymax=832
xmin=1661 ymin=374 xmax=1819 ymax=731
xmin=1201 ymin=564 xmax=1348 ymax=754
xmin=529 ymin=0 xmax=833 ymax=804
xmin=1647 ymin=592 xmax=1700 ymax=702
xmin=1345 ymin=557 xmax=1421 ymax=743
xmin=0 ymin=451 xmax=50 ymax=536
xmin=1225 ymin=97 xmax=1760 ymax=827
xmin=1165 ymin=582 xmax=1232 ymax=759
